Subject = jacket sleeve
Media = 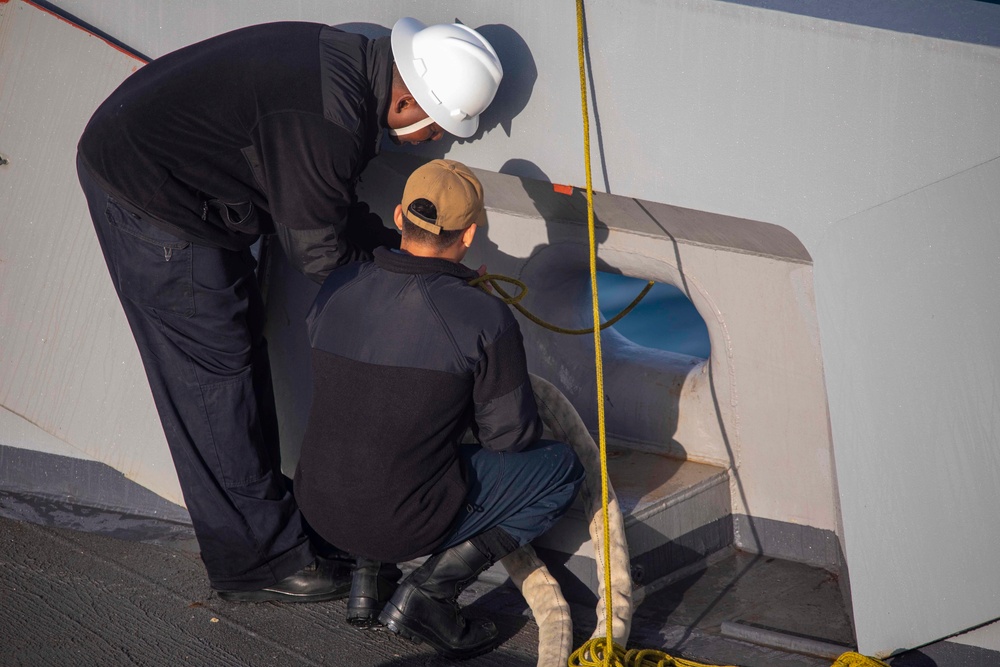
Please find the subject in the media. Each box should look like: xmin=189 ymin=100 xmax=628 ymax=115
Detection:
xmin=273 ymin=222 xmax=367 ymax=284
xmin=258 ymin=111 xmax=396 ymax=282
xmin=472 ymin=319 xmax=543 ymax=453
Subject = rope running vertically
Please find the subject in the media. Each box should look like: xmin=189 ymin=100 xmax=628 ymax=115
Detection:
xmin=574 ymin=0 xmax=616 ymax=664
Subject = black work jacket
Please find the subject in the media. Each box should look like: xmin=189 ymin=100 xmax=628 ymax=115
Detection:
xmin=78 ymin=22 xmax=396 ymax=281
xmin=294 ymin=248 xmax=543 ymax=562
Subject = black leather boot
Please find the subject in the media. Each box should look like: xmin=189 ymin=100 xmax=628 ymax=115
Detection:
xmin=378 ymin=533 xmax=515 ymax=660
xmin=346 ymin=558 xmax=402 ymax=627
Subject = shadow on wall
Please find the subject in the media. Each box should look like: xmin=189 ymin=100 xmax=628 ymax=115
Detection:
xmin=477 ymin=158 xmax=698 ymax=452
xmin=483 ymin=157 xmax=612 ymax=273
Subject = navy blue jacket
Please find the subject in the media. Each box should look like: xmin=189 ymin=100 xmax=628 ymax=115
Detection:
xmin=294 ymin=248 xmax=542 ymax=562
xmin=79 ymin=22 xmax=397 ymax=280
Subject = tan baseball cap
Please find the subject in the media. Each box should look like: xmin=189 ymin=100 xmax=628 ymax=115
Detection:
xmin=401 ymin=159 xmax=486 ymax=235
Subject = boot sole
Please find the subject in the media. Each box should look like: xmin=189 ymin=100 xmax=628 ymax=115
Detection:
xmin=346 ymin=616 xmax=383 ymax=629
xmin=379 ymin=603 xmax=498 ymax=660
xmin=216 ymin=585 xmax=350 ymax=604
xmin=346 ymin=603 xmax=386 ymax=628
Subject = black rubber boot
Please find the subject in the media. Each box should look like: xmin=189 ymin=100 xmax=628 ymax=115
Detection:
xmin=346 ymin=558 xmax=402 ymax=627
xmin=378 ymin=529 xmax=518 ymax=660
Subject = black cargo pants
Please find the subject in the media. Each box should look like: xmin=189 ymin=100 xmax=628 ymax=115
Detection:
xmin=78 ymin=155 xmax=314 ymax=591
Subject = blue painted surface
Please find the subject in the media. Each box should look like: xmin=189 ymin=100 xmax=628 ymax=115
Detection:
xmin=595 ymin=273 xmax=711 ymax=359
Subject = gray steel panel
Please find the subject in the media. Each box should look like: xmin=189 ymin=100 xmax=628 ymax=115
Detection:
xmin=815 ymin=158 xmax=1000 ymax=654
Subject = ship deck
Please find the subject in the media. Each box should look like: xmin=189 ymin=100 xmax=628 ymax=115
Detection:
xmin=3 ymin=491 xmax=997 ymax=667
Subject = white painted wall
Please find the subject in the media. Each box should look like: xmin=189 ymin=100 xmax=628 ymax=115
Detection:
xmin=4 ymin=0 xmax=1000 ymax=655
xmin=814 ymin=158 xmax=1000 ymax=656
xmin=0 ymin=2 xmax=181 ymax=503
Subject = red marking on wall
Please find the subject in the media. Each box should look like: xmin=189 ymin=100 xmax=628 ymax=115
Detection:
xmin=553 ymin=184 xmax=574 ymax=195
xmin=21 ymin=0 xmax=149 ymax=64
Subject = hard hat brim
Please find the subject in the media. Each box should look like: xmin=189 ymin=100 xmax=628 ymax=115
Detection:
xmin=391 ymin=17 xmax=480 ymax=139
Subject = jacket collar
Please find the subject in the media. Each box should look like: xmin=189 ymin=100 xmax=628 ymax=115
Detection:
xmin=374 ymin=247 xmax=478 ymax=280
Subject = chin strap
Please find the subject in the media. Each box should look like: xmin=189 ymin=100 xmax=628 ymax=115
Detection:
xmin=387 ymin=116 xmax=436 ymax=137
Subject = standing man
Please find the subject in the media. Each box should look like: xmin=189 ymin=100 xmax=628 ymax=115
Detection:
xmin=295 ymin=160 xmax=584 ymax=658
xmin=76 ymin=18 xmax=502 ymax=602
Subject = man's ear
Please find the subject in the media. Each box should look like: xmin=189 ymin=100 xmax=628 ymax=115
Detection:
xmin=463 ymin=223 xmax=477 ymax=248
xmin=394 ymin=92 xmax=418 ymax=115
xmin=394 ymin=204 xmax=404 ymax=231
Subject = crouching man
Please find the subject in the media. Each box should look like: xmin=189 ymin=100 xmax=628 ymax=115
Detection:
xmin=293 ymin=159 xmax=584 ymax=659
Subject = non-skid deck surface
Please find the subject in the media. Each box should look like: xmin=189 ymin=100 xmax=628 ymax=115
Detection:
xmin=2 ymin=494 xmax=994 ymax=667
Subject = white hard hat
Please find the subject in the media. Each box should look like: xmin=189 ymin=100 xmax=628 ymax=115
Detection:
xmin=391 ymin=17 xmax=503 ymax=138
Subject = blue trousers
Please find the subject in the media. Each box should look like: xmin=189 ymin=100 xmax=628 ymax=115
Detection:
xmin=438 ymin=439 xmax=584 ymax=554
xmin=78 ymin=156 xmax=313 ymax=590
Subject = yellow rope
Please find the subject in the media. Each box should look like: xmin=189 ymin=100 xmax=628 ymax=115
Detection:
xmin=565 ymin=646 xmax=887 ymax=667
xmin=468 ymin=273 xmax=654 ymax=335
xmin=564 ymin=4 xmax=886 ymax=667
xmin=831 ymin=653 xmax=891 ymax=667
xmin=569 ymin=0 xmax=614 ymax=665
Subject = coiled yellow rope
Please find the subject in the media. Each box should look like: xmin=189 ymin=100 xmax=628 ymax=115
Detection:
xmin=831 ymin=653 xmax=891 ymax=667
xmin=567 ymin=646 xmax=888 ymax=667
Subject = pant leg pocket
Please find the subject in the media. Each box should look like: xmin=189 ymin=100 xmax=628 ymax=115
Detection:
xmin=104 ymin=198 xmax=195 ymax=317
xmin=200 ymin=366 xmax=270 ymax=487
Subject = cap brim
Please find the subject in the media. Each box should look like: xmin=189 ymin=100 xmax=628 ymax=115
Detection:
xmin=391 ymin=17 xmax=480 ymax=138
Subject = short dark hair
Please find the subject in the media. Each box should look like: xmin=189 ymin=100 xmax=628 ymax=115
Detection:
xmin=402 ymin=198 xmax=465 ymax=249
xmin=392 ymin=62 xmax=406 ymax=91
